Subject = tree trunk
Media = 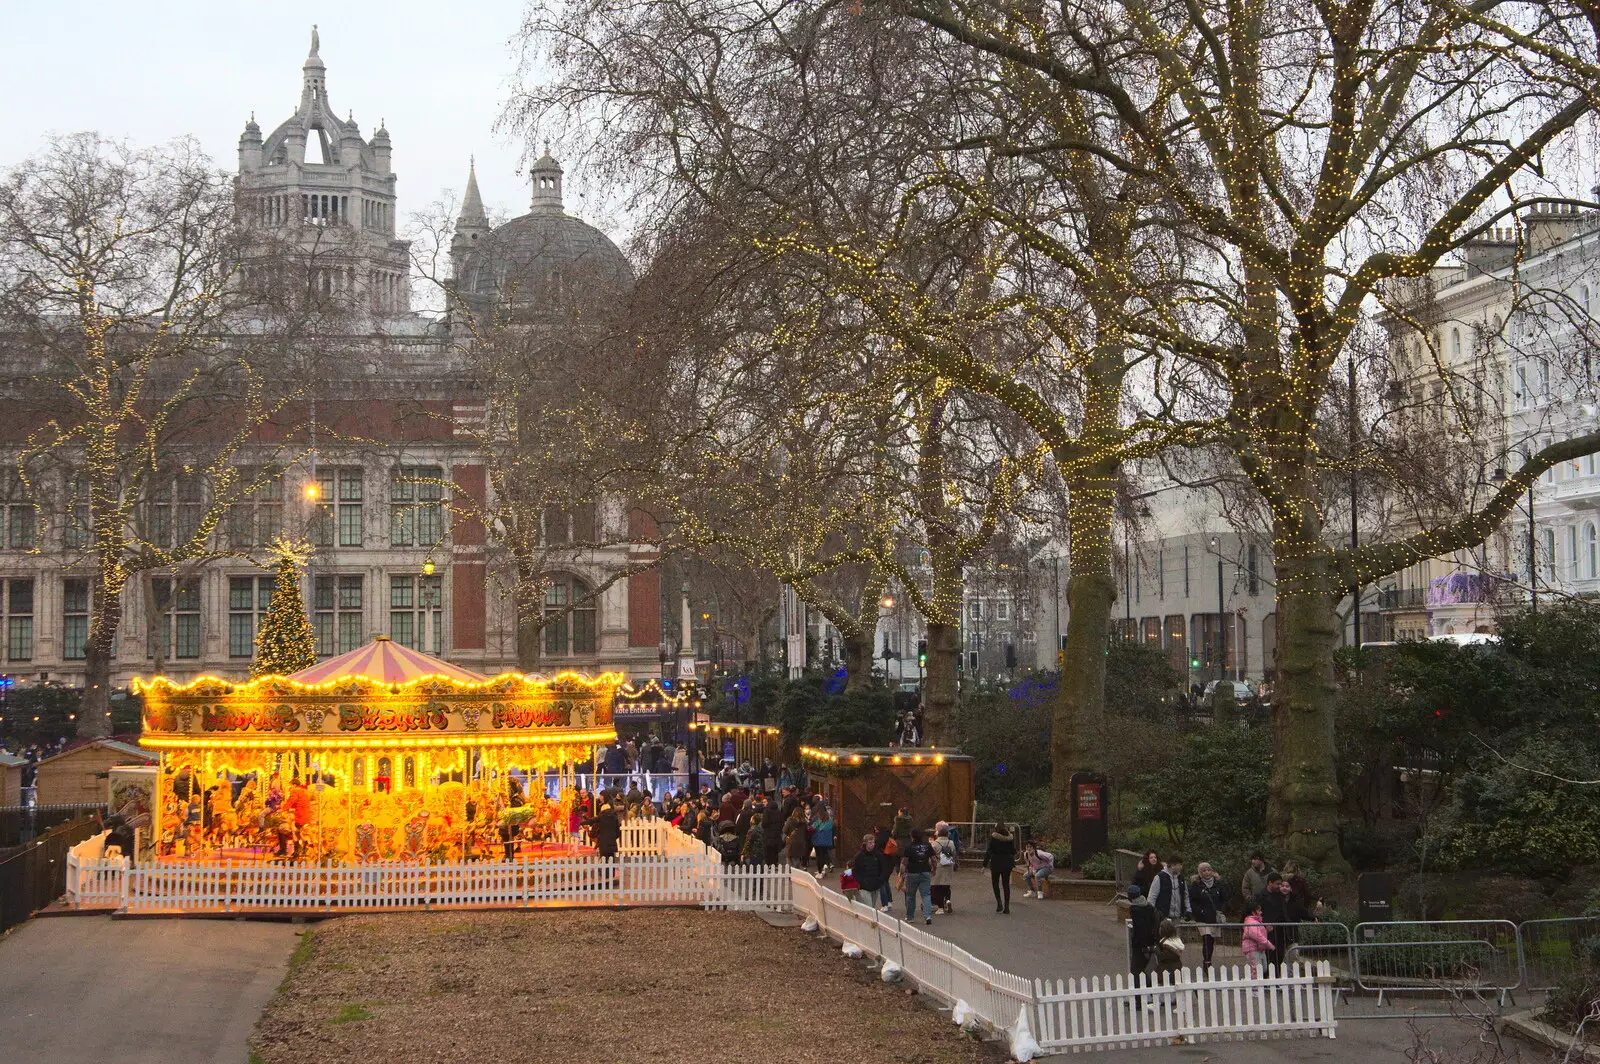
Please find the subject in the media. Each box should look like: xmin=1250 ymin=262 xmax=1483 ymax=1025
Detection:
xmin=1048 ymin=455 xmax=1117 ymax=823
xmin=1268 ymin=540 xmax=1348 ymax=871
xmin=79 ymin=566 xmax=122 ymax=738
xmin=921 ymin=620 xmax=959 ymax=745
xmin=516 ymin=606 xmax=543 ymax=672
xmin=842 ymin=630 xmax=873 ymax=690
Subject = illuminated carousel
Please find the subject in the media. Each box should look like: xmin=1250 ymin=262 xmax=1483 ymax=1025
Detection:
xmin=136 ymin=637 xmax=619 ymax=864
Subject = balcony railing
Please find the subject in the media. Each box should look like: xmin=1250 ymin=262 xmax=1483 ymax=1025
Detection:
xmin=1377 ymin=587 xmax=1427 ymax=611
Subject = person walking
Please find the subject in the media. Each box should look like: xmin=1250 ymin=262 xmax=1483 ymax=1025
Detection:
xmin=1241 ymin=900 xmax=1272 ymax=976
xmin=1127 ymin=883 xmax=1159 ymax=1006
xmin=591 ymin=803 xmax=622 ymax=860
xmin=899 ymin=827 xmax=936 ymax=924
xmin=1149 ymin=857 xmax=1190 ymax=924
xmin=1022 ymin=840 xmax=1055 ymax=899
xmin=810 ymin=804 xmax=835 ymax=872
xmin=875 ymin=823 xmax=899 ymax=911
xmin=850 ymin=833 xmax=887 ymax=906
xmin=784 ymin=808 xmax=811 ymax=868
xmin=930 ymin=824 xmax=957 ymax=914
xmin=1189 ymin=862 xmax=1228 ymax=969
xmin=982 ymin=824 xmax=1018 ymax=913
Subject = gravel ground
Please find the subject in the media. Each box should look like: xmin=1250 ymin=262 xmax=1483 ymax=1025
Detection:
xmin=251 ymin=909 xmax=1010 ymax=1064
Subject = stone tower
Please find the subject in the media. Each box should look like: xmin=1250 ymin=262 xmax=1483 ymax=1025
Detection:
xmin=236 ymin=27 xmax=411 ymax=314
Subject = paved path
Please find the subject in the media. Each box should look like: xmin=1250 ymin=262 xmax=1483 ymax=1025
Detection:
xmin=0 ymin=916 xmax=300 ymax=1064
xmin=882 ymin=868 xmax=1557 ymax=1063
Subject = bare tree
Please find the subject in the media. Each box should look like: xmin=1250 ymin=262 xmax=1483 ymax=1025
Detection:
xmin=0 ymin=134 xmax=316 ymax=733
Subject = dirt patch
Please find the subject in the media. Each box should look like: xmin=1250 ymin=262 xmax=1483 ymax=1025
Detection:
xmin=250 ymin=908 xmax=1009 ymax=1064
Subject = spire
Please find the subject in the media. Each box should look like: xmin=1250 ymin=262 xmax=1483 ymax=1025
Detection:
xmin=459 ymin=157 xmax=487 ymax=226
xmin=302 ymin=25 xmax=326 ymax=104
xmin=529 ymin=148 xmax=564 ymax=213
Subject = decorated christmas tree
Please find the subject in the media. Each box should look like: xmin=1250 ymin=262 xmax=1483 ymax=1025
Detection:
xmin=251 ymin=538 xmax=318 ymax=678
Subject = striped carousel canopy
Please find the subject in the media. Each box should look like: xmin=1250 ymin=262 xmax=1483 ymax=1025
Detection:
xmin=286 ymin=636 xmax=488 ymax=686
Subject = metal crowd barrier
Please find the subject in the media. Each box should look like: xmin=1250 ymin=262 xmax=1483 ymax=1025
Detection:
xmin=1352 ymin=920 xmax=1522 ymax=1007
xmin=1519 ymin=916 xmax=1600 ymax=992
xmin=1169 ymin=920 xmax=1354 ymax=976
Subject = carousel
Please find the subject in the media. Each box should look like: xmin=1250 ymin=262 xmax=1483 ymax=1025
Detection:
xmin=135 ymin=637 xmax=620 ymax=864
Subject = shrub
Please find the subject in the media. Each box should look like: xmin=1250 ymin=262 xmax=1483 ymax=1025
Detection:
xmin=1546 ymin=966 xmax=1600 ymax=1035
xmin=800 ymin=687 xmax=895 ymax=748
xmin=1132 ymin=726 xmax=1272 ymax=844
xmin=1079 ymin=852 xmax=1116 ymax=881
xmin=1340 ymin=824 xmax=1417 ymax=873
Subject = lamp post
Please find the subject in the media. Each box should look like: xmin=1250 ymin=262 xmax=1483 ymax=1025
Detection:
xmin=1349 ymin=355 xmax=1361 ymax=647
xmin=1211 ymin=536 xmax=1226 ymax=684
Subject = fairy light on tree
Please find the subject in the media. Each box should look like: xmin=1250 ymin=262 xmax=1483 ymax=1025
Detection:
xmin=251 ymin=537 xmax=318 ymax=678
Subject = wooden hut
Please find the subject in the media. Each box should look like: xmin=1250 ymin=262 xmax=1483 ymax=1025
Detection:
xmin=800 ymin=746 xmax=974 ymax=853
xmin=0 ymin=751 xmax=24 ymax=807
xmin=33 ymin=739 xmax=156 ymax=807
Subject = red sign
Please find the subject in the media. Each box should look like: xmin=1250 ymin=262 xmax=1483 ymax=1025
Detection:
xmin=1076 ymin=783 xmax=1102 ymax=821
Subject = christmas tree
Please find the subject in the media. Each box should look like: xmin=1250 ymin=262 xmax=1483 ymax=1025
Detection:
xmin=251 ymin=539 xmax=318 ymax=677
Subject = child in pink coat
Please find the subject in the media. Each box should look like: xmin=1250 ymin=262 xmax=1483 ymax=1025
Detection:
xmin=1241 ymin=900 xmax=1272 ymax=975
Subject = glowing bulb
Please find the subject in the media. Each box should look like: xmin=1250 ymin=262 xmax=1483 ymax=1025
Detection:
xmin=304 ymin=483 xmax=320 ymax=500
xmin=421 ymin=559 xmax=435 ymax=576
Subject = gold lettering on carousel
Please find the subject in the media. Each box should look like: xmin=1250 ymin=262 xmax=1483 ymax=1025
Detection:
xmin=490 ymin=701 xmax=569 ymax=729
xmin=336 ymin=702 xmax=448 ymax=732
xmin=201 ymin=703 xmax=300 ymax=733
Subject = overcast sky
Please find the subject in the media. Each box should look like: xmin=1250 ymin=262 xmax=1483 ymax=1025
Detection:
xmin=0 ymin=0 xmax=567 ymax=228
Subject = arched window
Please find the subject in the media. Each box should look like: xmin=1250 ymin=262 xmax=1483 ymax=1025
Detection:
xmin=1451 ymin=327 xmax=1462 ymax=359
xmin=1585 ymin=523 xmax=1597 ymax=580
xmin=544 ymin=574 xmax=598 ymax=657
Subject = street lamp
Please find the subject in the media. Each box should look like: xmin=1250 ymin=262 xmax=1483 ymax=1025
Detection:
xmin=1210 ymin=536 xmax=1226 ymax=684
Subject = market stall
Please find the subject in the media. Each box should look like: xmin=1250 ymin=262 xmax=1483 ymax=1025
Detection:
xmin=137 ymin=637 xmax=619 ymax=864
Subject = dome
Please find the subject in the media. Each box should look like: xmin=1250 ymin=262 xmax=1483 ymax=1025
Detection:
xmin=457 ymin=211 xmax=634 ymax=309
xmin=454 ymin=154 xmax=632 ymax=315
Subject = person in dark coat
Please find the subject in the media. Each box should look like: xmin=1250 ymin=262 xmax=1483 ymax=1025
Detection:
xmin=1189 ymin=862 xmax=1229 ymax=969
xmin=103 ymin=816 xmax=136 ymax=862
xmin=872 ymin=823 xmax=897 ymax=910
xmin=783 ymin=810 xmax=810 ymax=866
xmin=1127 ymin=884 xmax=1159 ymax=991
xmin=982 ymin=825 xmax=1018 ymax=913
xmin=1258 ymin=874 xmax=1307 ymax=969
xmin=849 ymin=833 xmax=887 ymax=904
xmin=1133 ymin=850 xmax=1161 ymax=895
xmin=1149 ymin=857 xmax=1190 ymax=924
xmin=590 ymin=804 xmax=622 ymax=859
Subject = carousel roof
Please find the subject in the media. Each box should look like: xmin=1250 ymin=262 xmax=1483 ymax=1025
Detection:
xmin=286 ymin=636 xmax=489 ymax=686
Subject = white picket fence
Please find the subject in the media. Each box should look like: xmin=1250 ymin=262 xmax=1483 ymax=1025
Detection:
xmin=63 ymin=820 xmax=794 ymax=915
xmin=785 ymin=873 xmax=1337 ymax=1051
xmin=1032 ymin=964 xmax=1336 ymax=1050
xmin=790 ymin=872 xmax=1035 ymax=1025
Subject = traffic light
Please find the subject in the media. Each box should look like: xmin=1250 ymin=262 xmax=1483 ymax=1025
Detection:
xmin=917 ymin=640 xmax=927 ymax=667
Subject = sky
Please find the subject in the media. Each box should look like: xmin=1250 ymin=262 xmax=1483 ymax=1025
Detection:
xmin=0 ymin=0 xmax=566 ymax=229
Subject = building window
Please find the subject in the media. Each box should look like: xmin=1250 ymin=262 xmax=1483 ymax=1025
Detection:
xmin=543 ymin=575 xmax=596 ymax=657
xmin=996 ymin=599 xmax=1010 ymax=621
xmin=542 ymin=502 xmax=597 ymax=546
xmin=1585 ymin=523 xmax=1598 ymax=581
xmin=146 ymin=473 xmax=204 ymax=549
xmin=228 ymin=575 xmax=277 ymax=658
xmin=2 ymin=578 xmax=33 ymax=661
xmin=314 ymin=575 xmax=364 ymax=656
xmin=227 ymin=469 xmax=283 ymax=549
xmin=390 ymin=574 xmax=443 ymax=654
xmin=1183 ymin=545 xmax=1191 ymax=597
xmin=151 ymin=577 xmax=201 ymax=659
xmin=1541 ymin=527 xmax=1557 ymax=582
xmin=1157 ymin=550 xmax=1164 ymax=600
xmin=62 ymin=475 xmax=90 ymax=550
xmin=311 ymin=468 xmax=363 ymax=548
xmin=1 ymin=470 xmax=36 ymax=551
xmin=1247 ymin=544 xmax=1260 ymax=595
xmin=968 ymin=600 xmax=981 ymax=623
xmin=63 ymin=578 xmax=89 ymax=660
xmin=389 ymin=465 xmax=445 ymax=547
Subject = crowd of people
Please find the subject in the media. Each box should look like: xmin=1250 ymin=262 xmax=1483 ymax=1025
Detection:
xmin=1125 ymin=848 xmax=1323 ymax=981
